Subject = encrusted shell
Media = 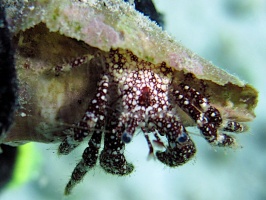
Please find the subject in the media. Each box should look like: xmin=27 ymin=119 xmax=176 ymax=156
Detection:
xmin=1 ymin=0 xmax=257 ymax=145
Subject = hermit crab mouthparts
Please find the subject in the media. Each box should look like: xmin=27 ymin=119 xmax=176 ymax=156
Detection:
xmin=1 ymin=0 xmax=258 ymax=196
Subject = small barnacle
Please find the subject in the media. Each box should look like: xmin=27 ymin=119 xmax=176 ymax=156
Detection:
xmin=0 ymin=0 xmax=258 ymax=196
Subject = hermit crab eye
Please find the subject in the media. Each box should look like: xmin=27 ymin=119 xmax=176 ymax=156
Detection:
xmin=177 ymin=132 xmax=189 ymax=144
xmin=121 ymin=132 xmax=133 ymax=143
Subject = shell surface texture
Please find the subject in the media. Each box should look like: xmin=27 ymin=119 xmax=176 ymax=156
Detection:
xmin=1 ymin=0 xmax=258 ymax=195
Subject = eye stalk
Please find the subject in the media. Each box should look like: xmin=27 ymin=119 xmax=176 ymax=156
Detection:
xmin=121 ymin=131 xmax=133 ymax=143
xmin=177 ymin=132 xmax=189 ymax=144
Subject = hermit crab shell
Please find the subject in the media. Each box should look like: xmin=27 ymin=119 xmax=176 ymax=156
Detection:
xmin=1 ymin=0 xmax=257 ymax=145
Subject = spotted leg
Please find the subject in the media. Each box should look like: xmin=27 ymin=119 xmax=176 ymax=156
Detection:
xmin=178 ymin=83 xmax=245 ymax=133
xmin=59 ymin=75 xmax=109 ymax=195
xmin=152 ymin=114 xmax=196 ymax=167
xmin=54 ymin=54 xmax=94 ymax=76
xmin=223 ymin=120 xmax=246 ymax=133
xmin=64 ymin=128 xmax=102 ymax=195
xmin=174 ymin=84 xmax=244 ymax=147
xmin=99 ymin=113 xmax=134 ymax=175
xmin=58 ymin=75 xmax=109 ymax=155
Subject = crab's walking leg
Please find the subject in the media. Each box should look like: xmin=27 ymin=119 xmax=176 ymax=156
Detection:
xmin=152 ymin=115 xmax=196 ymax=167
xmin=178 ymin=83 xmax=245 ymax=133
xmin=54 ymin=54 xmax=94 ymax=75
xmin=223 ymin=121 xmax=246 ymax=132
xmin=100 ymin=118 xmax=134 ymax=175
xmin=173 ymin=84 xmax=242 ymax=147
xmin=58 ymin=75 xmax=109 ymax=155
xmin=63 ymin=75 xmax=110 ymax=195
xmin=64 ymin=129 xmax=102 ymax=195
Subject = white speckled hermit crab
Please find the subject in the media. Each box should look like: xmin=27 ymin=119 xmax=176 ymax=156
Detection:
xmin=1 ymin=0 xmax=257 ymax=195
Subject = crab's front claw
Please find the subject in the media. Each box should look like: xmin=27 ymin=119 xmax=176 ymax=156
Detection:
xmin=156 ymin=139 xmax=196 ymax=167
xmin=152 ymin=115 xmax=196 ymax=167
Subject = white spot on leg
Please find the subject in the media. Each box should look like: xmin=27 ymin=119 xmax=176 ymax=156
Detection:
xmin=184 ymin=100 xmax=189 ymax=105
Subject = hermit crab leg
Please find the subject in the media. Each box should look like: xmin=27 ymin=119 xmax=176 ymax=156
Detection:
xmin=64 ymin=128 xmax=102 ymax=195
xmin=63 ymin=75 xmax=110 ymax=195
xmin=151 ymin=115 xmax=196 ymax=167
xmin=173 ymin=84 xmax=242 ymax=147
xmin=100 ymin=121 xmax=134 ymax=175
xmin=223 ymin=121 xmax=246 ymax=133
xmin=178 ymin=83 xmax=245 ymax=133
xmin=58 ymin=75 xmax=109 ymax=155
xmin=54 ymin=54 xmax=94 ymax=76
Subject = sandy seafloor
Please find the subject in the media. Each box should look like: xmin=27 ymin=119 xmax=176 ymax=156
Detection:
xmin=1 ymin=0 xmax=266 ymax=200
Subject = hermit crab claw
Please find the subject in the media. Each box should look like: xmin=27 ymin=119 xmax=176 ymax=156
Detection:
xmin=156 ymin=139 xmax=196 ymax=167
xmin=154 ymin=120 xmax=196 ymax=167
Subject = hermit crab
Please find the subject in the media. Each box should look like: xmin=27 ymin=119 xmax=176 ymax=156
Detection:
xmin=0 ymin=0 xmax=258 ymax=195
